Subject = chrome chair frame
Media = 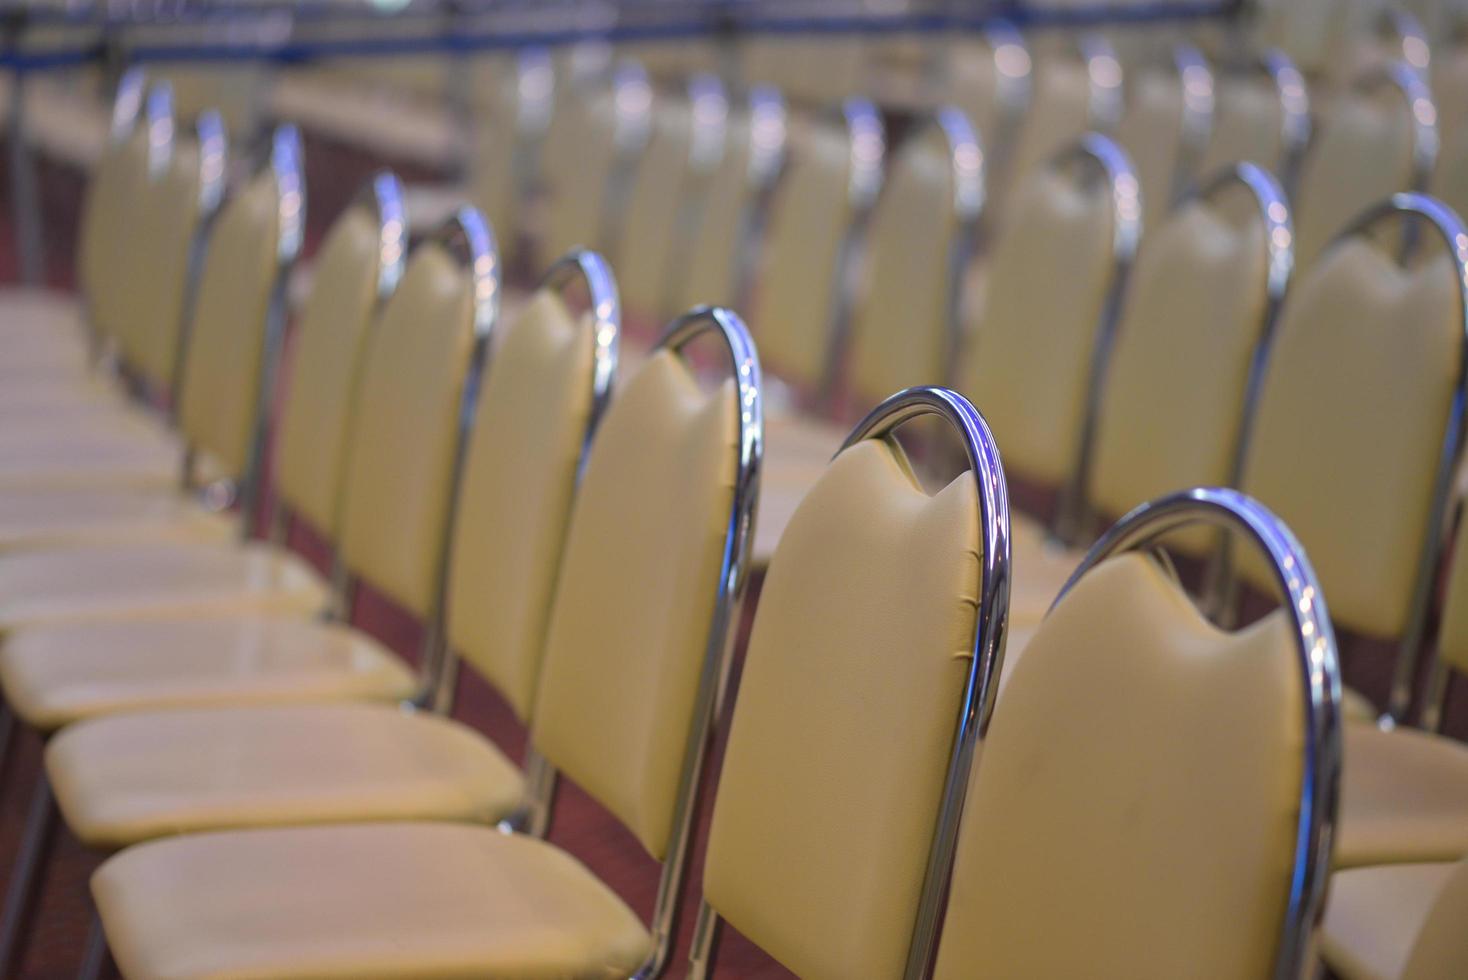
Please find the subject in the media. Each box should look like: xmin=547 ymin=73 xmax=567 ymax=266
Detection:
xmin=1045 ymin=133 xmax=1142 ymax=546
xmin=1054 ymin=486 xmax=1341 ymax=980
xmin=1164 ymin=43 xmax=1216 ymax=206
xmin=931 ymin=104 xmax=986 ymax=379
xmin=730 ymin=83 xmax=789 ymax=315
xmin=658 ymin=72 xmax=730 ymax=321
xmin=943 ymin=19 xmax=1031 ymax=192
xmin=592 ymin=59 xmax=654 ymax=263
xmin=1078 ymin=33 xmax=1125 ymax=133
xmin=1355 ymin=59 xmax=1441 ymax=200
xmin=423 ymin=244 xmax=621 ymax=727
xmin=1207 ymin=50 xmax=1310 ymax=198
xmin=686 ymin=385 xmax=1011 ymax=980
xmin=507 ymin=45 xmax=556 ymax=251
xmin=164 ymin=105 xmax=228 ymax=413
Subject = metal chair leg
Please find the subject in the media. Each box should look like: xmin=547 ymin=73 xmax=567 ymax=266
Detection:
xmin=0 ymin=771 xmax=58 ymax=975
xmin=78 ymin=911 xmax=109 ymax=980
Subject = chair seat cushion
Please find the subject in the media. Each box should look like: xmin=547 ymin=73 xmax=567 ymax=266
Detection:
xmin=0 ymin=615 xmax=416 ymax=732
xmin=1321 ymin=861 xmax=1458 ymax=980
xmin=92 ymin=822 xmax=652 ymax=980
xmin=47 ymin=703 xmax=524 ymax=848
xmin=1338 ymin=723 xmax=1468 ymax=868
xmin=0 ymin=541 xmax=329 ymax=632
xmin=0 ymin=486 xmax=235 ymax=553
xmin=0 ymin=423 xmax=183 ymax=491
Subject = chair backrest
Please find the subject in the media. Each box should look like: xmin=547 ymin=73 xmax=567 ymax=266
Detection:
xmin=122 ymin=100 xmax=227 ymax=399
xmin=1114 ymin=44 xmax=1214 ymax=228
xmin=175 ymin=125 xmax=303 ymax=534
xmin=1430 ymin=35 xmax=1468 ymax=221
xmin=933 ymin=487 xmax=1341 ymax=980
xmin=749 ymin=98 xmax=883 ymax=399
xmin=1293 ymin=62 xmax=1437 ymax=269
xmin=672 ymin=85 xmax=787 ymax=316
xmin=334 ymin=208 xmax=496 ymax=624
xmin=271 ymin=173 xmax=405 ymax=542
xmin=1424 ymin=508 xmax=1468 ymax=730
xmin=1237 ymin=194 xmax=1468 ymax=722
xmin=528 ymin=307 xmax=760 ymax=976
xmin=848 ymin=108 xmax=983 ymax=408
xmin=956 ymin=134 xmax=1139 ymax=539
xmin=467 ymin=48 xmax=554 ymax=260
xmin=444 ymin=250 xmax=618 ymax=723
xmin=538 ymin=60 xmax=651 ymax=264
xmin=1196 ymin=50 xmax=1311 ymax=194
xmin=1088 ymin=164 xmax=1291 ymax=532
xmin=693 ymin=387 xmax=1010 ymax=980
xmin=77 ymin=68 xmax=150 ymax=332
xmin=1003 ymin=34 xmax=1123 ymax=194
xmin=616 ymin=74 xmax=728 ymax=321
xmin=944 ymin=20 xmax=1030 ymax=174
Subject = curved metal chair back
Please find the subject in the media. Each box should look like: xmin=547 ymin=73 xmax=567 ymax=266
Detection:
xmin=1002 ymin=33 xmax=1123 ymax=196
xmin=1197 ymin=49 xmax=1310 ymax=195
xmin=1293 ymin=62 xmax=1438 ymax=269
xmin=1114 ymin=43 xmax=1214 ymax=227
xmin=1236 ymin=193 xmax=1468 ymax=722
xmin=848 ymin=106 xmax=983 ymax=409
xmin=526 ymin=305 xmax=761 ymax=980
xmin=944 ymin=20 xmax=1031 ymax=183
xmin=749 ymin=96 xmax=883 ymax=404
xmin=440 ymin=248 xmax=620 ymax=726
xmin=1087 ymin=163 xmax=1292 ymax=541
xmin=689 ymin=385 xmax=1009 ymax=980
xmin=934 ymin=486 xmax=1340 ymax=980
xmin=957 ymin=132 xmax=1140 ymax=544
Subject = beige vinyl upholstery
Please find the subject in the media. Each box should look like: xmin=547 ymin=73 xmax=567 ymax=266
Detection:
xmin=1293 ymin=75 xmax=1423 ymax=269
xmin=175 ymin=168 xmax=282 ymax=481
xmin=848 ymin=121 xmax=962 ymax=406
xmin=1323 ymin=858 xmax=1468 ymax=980
xmin=445 ymin=290 xmax=594 ymax=722
xmin=335 ymin=241 xmax=475 ymax=619
xmin=1238 ymin=237 xmax=1460 ymax=639
xmin=749 ymin=112 xmax=857 ymax=392
xmin=1005 ymin=48 xmax=1106 ymax=190
xmin=1430 ymin=44 xmax=1468 ymax=220
xmin=1336 ymin=722 xmax=1468 ymax=867
xmin=45 ymin=704 xmax=521 ymax=849
xmin=933 ymin=554 xmax=1304 ymax=978
xmin=538 ymin=81 xmax=627 ymax=262
xmin=92 ymin=823 xmax=651 ymax=980
xmin=615 ymin=95 xmax=695 ymax=320
xmin=79 ymin=124 xmax=154 ymax=352
xmin=272 ymin=205 xmax=386 ymax=537
xmin=946 ymin=34 xmax=1013 ymax=149
xmin=530 ymin=349 xmax=737 ymax=860
xmin=1197 ymin=69 xmax=1290 ymax=180
xmin=956 ymin=161 xmax=1118 ymax=488
xmin=702 ymin=438 xmax=980 ymax=978
xmin=0 ymin=489 xmax=234 ymax=552
xmin=0 ymin=615 xmax=413 ymax=733
xmin=1114 ymin=60 xmax=1195 ymax=228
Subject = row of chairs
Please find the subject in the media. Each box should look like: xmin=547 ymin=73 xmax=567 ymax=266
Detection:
xmin=0 ymin=64 xmax=1430 ymax=980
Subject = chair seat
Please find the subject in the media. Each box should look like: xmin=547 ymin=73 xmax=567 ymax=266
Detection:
xmin=0 ymin=406 xmax=169 ymax=451
xmin=47 ymin=703 xmax=525 ymax=849
xmin=0 ymin=424 xmax=183 ymax=491
xmin=1321 ymin=861 xmax=1458 ymax=980
xmin=0 ymin=541 xmax=329 ymax=632
xmin=0 ymin=372 xmax=130 ymax=416
xmin=1338 ymin=723 xmax=1468 ymax=868
xmin=0 ymin=615 xmax=416 ymax=732
xmin=0 ymin=486 xmax=236 ymax=553
xmin=92 ymin=822 xmax=652 ymax=980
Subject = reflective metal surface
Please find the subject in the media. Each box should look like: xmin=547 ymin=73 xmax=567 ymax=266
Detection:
xmin=1353 ymin=60 xmax=1440 ymax=197
xmin=1078 ymin=33 xmax=1124 ymax=132
xmin=1260 ymin=49 xmax=1312 ymax=193
xmin=931 ymin=105 xmax=985 ymax=376
xmin=597 ymin=58 xmax=654 ymax=257
xmin=1056 ymin=487 xmax=1341 ymax=980
xmin=1170 ymin=43 xmax=1216 ymax=204
xmin=109 ymin=65 xmax=147 ymax=143
xmin=143 ymin=81 xmax=175 ymax=180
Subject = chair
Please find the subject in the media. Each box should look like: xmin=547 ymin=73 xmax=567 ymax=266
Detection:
xmin=1004 ymin=164 xmax=1293 ymax=650
xmin=1232 ymin=193 xmax=1468 ymax=726
xmin=1429 ymin=28 xmax=1468 ymax=221
xmin=614 ymin=73 xmax=728 ymax=328
xmin=955 ymin=133 xmax=1139 ymax=547
xmin=689 ymin=386 xmax=1010 ymax=980
xmin=932 ymin=487 xmax=1341 ymax=980
xmin=1195 ymin=50 xmax=1310 ymax=196
xmin=84 ymin=306 xmax=761 ymax=980
xmin=944 ymin=20 xmax=1030 ymax=187
xmin=1322 ymin=855 xmax=1468 ymax=980
xmin=1292 ymin=62 xmax=1437 ymax=270
xmin=1113 ymin=44 xmax=1214 ymax=230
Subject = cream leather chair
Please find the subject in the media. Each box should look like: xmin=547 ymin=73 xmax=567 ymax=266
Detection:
xmin=1114 ymin=44 xmax=1214 ymax=230
xmin=0 ymin=205 xmax=497 ymax=972
xmin=689 ymin=385 xmax=1010 ymax=980
xmin=998 ymin=34 xmax=1123 ymax=206
xmin=944 ymin=20 xmax=1030 ymax=188
xmin=536 ymin=59 xmax=652 ymax=267
xmin=467 ymin=47 xmax=554 ymax=262
xmin=615 ymin=73 xmax=728 ymax=327
xmin=933 ymin=487 xmax=1341 ymax=980
xmin=1292 ymin=62 xmax=1437 ymax=271
xmin=1429 ymin=32 xmax=1468 ymax=221
xmin=1322 ymin=855 xmax=1468 ymax=980
xmin=1197 ymin=49 xmax=1310 ymax=195
xmin=749 ymin=106 xmax=982 ymax=565
xmin=1234 ymin=194 xmax=1468 ymax=726
xmin=955 ymin=134 xmax=1139 ymax=550
xmin=84 ymin=306 xmax=761 ymax=980
xmin=1003 ymin=164 xmax=1293 ymax=652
